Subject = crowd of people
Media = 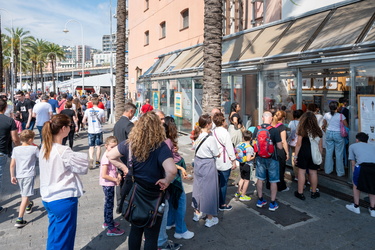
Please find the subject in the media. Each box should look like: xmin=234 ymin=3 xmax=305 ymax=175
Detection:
xmin=0 ymin=89 xmax=374 ymax=250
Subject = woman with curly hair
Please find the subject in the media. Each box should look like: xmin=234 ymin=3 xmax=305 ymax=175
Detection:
xmin=192 ymin=114 xmax=220 ymax=228
xmin=163 ymin=116 xmax=194 ymax=240
xmin=294 ymin=111 xmax=323 ymax=200
xmin=107 ymin=111 xmax=177 ymax=250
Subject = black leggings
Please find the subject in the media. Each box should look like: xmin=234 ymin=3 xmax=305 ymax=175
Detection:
xmin=128 ymin=216 xmax=162 ymax=250
xmin=62 ymin=127 xmax=75 ymax=148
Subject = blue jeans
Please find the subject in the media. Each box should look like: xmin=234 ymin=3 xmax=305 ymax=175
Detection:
xmin=324 ymin=130 xmax=345 ymax=176
xmin=37 ymin=126 xmax=43 ymax=142
xmin=0 ymin=153 xmax=8 ymax=193
xmin=255 ymin=157 xmax=280 ymax=183
xmin=21 ymin=120 xmax=35 ymax=130
xmin=103 ymin=186 xmax=115 ymax=230
xmin=167 ymin=191 xmax=188 ymax=234
xmin=157 ymin=200 xmax=169 ymax=247
xmin=42 ymin=197 xmax=78 ymax=250
xmin=218 ymin=169 xmax=231 ymax=207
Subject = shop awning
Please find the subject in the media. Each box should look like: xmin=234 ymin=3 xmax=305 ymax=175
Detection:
xmin=307 ymin=0 xmax=375 ymax=51
xmin=267 ymin=11 xmax=330 ymax=57
xmin=140 ymin=0 xmax=375 ymax=80
xmin=222 ymin=29 xmax=262 ymax=63
xmin=173 ymin=46 xmax=204 ymax=70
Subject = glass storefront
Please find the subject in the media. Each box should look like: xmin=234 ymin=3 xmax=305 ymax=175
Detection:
xmin=353 ymin=62 xmax=375 ymax=145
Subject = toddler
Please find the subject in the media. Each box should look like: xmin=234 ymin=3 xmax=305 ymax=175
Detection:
xmin=10 ymin=129 xmax=39 ymax=228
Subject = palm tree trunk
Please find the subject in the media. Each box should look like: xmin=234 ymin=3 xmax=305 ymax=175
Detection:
xmin=40 ymin=66 xmax=44 ymax=93
xmin=115 ymin=0 xmax=126 ymax=121
xmin=0 ymin=18 xmax=3 ymax=92
xmin=202 ymin=0 xmax=223 ymax=114
xmin=52 ymin=60 xmax=56 ymax=92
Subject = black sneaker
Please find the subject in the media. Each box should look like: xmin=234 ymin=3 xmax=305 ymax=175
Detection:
xmin=26 ymin=201 xmax=34 ymax=214
xmin=14 ymin=219 xmax=28 ymax=228
xmin=158 ymin=240 xmax=182 ymax=250
xmin=311 ymin=192 xmax=320 ymax=199
xmin=294 ymin=191 xmax=306 ymax=200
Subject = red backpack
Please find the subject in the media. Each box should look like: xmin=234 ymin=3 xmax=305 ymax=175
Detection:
xmin=253 ymin=125 xmax=275 ymax=158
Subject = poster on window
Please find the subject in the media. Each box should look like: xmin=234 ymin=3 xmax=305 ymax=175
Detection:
xmin=152 ymin=91 xmax=160 ymax=110
xmin=302 ymin=78 xmax=311 ymax=89
xmin=358 ymin=95 xmax=375 ymax=145
xmin=313 ymin=78 xmax=324 ymax=89
xmin=326 ymin=77 xmax=338 ymax=89
xmin=174 ymin=92 xmax=183 ymax=117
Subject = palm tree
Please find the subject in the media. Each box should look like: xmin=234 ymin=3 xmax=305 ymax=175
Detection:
xmin=28 ymin=38 xmax=48 ymax=92
xmin=115 ymin=0 xmax=127 ymax=121
xmin=202 ymin=0 xmax=223 ymax=113
xmin=1 ymin=33 xmax=12 ymax=93
xmin=4 ymin=27 xmax=33 ymax=88
xmin=44 ymin=42 xmax=65 ymax=92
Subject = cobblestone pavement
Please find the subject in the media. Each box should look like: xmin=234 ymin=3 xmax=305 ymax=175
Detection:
xmin=0 ymin=123 xmax=373 ymax=250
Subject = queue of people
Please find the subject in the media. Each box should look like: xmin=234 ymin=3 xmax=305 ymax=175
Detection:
xmin=1 ymin=90 xmax=374 ymax=250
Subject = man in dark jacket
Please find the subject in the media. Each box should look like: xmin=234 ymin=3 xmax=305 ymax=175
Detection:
xmin=113 ymin=102 xmax=136 ymax=213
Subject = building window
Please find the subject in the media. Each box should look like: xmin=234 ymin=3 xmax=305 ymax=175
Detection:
xmin=145 ymin=0 xmax=149 ymax=11
xmin=160 ymin=21 xmax=166 ymax=39
xmin=144 ymin=30 xmax=149 ymax=46
xmin=181 ymin=9 xmax=189 ymax=30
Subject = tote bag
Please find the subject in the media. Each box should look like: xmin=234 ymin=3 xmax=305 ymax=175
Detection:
xmin=309 ymin=135 xmax=322 ymax=165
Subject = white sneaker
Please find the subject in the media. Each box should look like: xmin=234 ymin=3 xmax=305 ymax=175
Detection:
xmin=346 ymin=203 xmax=360 ymax=214
xmin=281 ymin=187 xmax=290 ymax=192
xmin=205 ymin=217 xmax=219 ymax=228
xmin=174 ymin=230 xmax=194 ymax=239
xmin=166 ymin=224 xmax=175 ymax=230
xmin=193 ymin=212 xmax=202 ymax=222
xmin=369 ymin=208 xmax=375 ymax=217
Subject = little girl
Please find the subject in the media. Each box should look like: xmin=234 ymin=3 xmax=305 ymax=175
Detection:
xmin=100 ymin=136 xmax=124 ymax=236
xmin=14 ymin=113 xmax=22 ymax=134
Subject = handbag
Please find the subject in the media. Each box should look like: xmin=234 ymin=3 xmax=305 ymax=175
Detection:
xmin=122 ymin=146 xmax=165 ymax=228
xmin=287 ymin=120 xmax=298 ymax=147
xmin=309 ymin=135 xmax=322 ymax=165
xmin=340 ymin=114 xmax=348 ymax=137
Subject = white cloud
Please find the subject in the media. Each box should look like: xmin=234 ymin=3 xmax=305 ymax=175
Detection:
xmin=1 ymin=0 xmax=117 ymax=49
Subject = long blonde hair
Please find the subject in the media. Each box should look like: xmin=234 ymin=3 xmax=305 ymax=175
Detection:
xmin=42 ymin=114 xmax=71 ymax=160
xmin=128 ymin=111 xmax=166 ymax=162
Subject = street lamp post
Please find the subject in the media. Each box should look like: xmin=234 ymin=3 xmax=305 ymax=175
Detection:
xmin=19 ymin=36 xmax=22 ymax=89
xmin=109 ymin=0 xmax=114 ymax=123
xmin=63 ymin=19 xmax=84 ymax=95
xmin=0 ymin=8 xmax=14 ymax=102
xmin=60 ymin=39 xmax=76 ymax=94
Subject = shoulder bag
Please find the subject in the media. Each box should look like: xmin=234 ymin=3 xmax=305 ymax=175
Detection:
xmin=122 ymin=146 xmax=165 ymax=228
xmin=309 ymin=135 xmax=322 ymax=165
xmin=340 ymin=114 xmax=348 ymax=138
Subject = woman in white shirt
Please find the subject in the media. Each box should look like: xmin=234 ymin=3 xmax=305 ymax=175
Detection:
xmin=192 ymin=114 xmax=220 ymax=228
xmin=39 ymin=114 xmax=88 ymax=250
xmin=212 ymin=112 xmax=236 ymax=211
xmin=322 ymin=101 xmax=348 ymax=177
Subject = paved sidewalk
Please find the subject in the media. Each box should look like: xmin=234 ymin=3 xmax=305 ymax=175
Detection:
xmin=0 ymin=123 xmax=373 ymax=250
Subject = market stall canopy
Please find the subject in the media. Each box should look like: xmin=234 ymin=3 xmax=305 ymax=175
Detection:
xmin=58 ymin=73 xmax=116 ymax=93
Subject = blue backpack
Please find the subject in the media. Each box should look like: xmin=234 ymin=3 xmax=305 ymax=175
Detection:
xmin=235 ymin=142 xmax=251 ymax=163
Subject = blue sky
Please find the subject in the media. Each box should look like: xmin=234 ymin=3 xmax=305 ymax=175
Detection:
xmin=0 ymin=0 xmax=117 ymax=50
